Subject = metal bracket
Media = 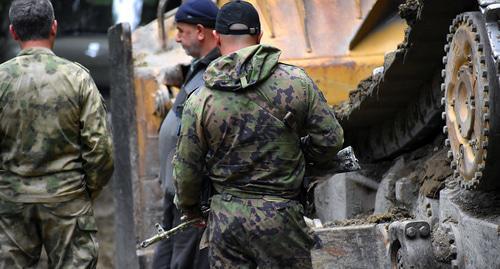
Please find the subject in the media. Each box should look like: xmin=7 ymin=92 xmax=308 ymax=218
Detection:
xmin=483 ymin=4 xmax=500 ymax=75
xmin=389 ymin=220 xmax=437 ymax=268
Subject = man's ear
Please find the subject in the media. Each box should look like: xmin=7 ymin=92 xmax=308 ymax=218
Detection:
xmin=50 ymin=20 xmax=58 ymax=37
xmin=9 ymin=25 xmax=20 ymax=41
xmin=196 ymin=24 xmax=205 ymax=41
xmin=256 ymin=32 xmax=263 ymax=44
xmin=213 ymin=30 xmax=221 ymax=47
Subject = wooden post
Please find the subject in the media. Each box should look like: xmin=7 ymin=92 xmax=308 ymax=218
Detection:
xmin=108 ymin=22 xmax=140 ymax=269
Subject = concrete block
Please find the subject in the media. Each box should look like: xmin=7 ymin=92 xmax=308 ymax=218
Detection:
xmin=311 ymin=224 xmax=390 ymax=269
xmin=314 ymin=172 xmax=378 ymax=223
xmin=374 ymin=175 xmax=394 ymax=214
xmin=395 ymin=177 xmax=417 ymax=203
xmin=374 ymin=158 xmax=405 ymax=214
xmin=438 ymin=189 xmax=500 ymax=268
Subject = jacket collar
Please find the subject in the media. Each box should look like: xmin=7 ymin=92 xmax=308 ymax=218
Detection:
xmin=185 ymin=47 xmax=221 ymax=82
xmin=18 ymin=47 xmax=55 ymax=57
xmin=198 ymin=47 xmax=221 ymax=66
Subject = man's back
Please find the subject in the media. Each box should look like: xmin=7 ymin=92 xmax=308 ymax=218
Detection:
xmin=0 ymin=47 xmax=113 ymax=203
xmin=175 ymin=44 xmax=343 ymax=203
xmin=0 ymin=1 xmax=113 ymax=267
xmin=174 ymin=43 xmax=343 ymax=269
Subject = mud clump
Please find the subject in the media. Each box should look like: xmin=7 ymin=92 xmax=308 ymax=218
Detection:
xmin=418 ymin=149 xmax=452 ymax=198
xmin=399 ymin=0 xmax=422 ymax=25
xmin=397 ymin=0 xmax=422 ymax=50
xmin=324 ymin=207 xmax=413 ymax=227
xmin=333 ymin=74 xmax=381 ymax=120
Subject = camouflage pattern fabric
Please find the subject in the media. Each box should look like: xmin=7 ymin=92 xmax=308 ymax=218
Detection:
xmin=0 ymin=47 xmax=114 ymax=203
xmin=173 ymin=44 xmax=343 ymax=212
xmin=173 ymin=44 xmax=343 ymax=266
xmin=208 ymin=194 xmax=314 ymax=269
xmin=0 ymin=194 xmax=98 ymax=268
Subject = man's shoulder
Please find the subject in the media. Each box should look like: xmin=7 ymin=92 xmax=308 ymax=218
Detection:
xmin=49 ymin=55 xmax=91 ymax=76
xmin=70 ymin=61 xmax=91 ymax=74
xmin=274 ymin=63 xmax=309 ymax=80
xmin=265 ymin=63 xmax=312 ymax=89
xmin=0 ymin=58 xmax=19 ymax=77
xmin=0 ymin=54 xmax=90 ymax=77
xmin=186 ymin=85 xmax=210 ymax=103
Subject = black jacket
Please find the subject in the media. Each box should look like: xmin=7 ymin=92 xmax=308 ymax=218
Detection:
xmin=158 ymin=48 xmax=220 ymax=194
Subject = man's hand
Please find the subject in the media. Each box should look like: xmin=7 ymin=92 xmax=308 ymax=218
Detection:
xmin=89 ymin=189 xmax=102 ymax=201
xmin=180 ymin=208 xmax=206 ymax=228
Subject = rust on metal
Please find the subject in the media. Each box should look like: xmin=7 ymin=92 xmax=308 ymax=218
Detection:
xmin=295 ymin=0 xmax=312 ymax=53
xmin=355 ymin=0 xmax=362 ymax=19
xmin=157 ymin=0 xmax=168 ymax=50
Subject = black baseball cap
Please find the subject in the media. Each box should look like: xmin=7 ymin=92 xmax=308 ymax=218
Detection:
xmin=215 ymin=0 xmax=261 ymax=35
xmin=175 ymin=0 xmax=219 ymax=28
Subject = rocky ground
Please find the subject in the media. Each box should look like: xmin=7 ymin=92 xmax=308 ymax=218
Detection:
xmin=95 ymin=185 xmax=115 ymax=269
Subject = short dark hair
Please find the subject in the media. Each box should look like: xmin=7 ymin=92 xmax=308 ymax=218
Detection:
xmin=9 ymin=0 xmax=55 ymax=41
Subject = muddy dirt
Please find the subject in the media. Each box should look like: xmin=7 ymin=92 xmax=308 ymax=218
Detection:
xmin=333 ymin=74 xmax=381 ymax=120
xmin=324 ymin=207 xmax=413 ymax=228
xmin=431 ymin=225 xmax=454 ymax=263
xmin=451 ymin=189 xmax=500 ymax=219
xmin=419 ymin=149 xmax=451 ymax=198
xmin=387 ymin=136 xmax=451 ymax=199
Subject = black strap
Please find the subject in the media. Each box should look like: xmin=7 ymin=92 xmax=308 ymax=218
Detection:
xmin=243 ymin=82 xmax=298 ymax=132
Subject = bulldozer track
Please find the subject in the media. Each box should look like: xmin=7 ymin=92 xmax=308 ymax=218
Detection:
xmin=340 ymin=0 xmax=477 ymax=162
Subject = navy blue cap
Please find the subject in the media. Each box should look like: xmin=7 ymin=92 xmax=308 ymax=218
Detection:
xmin=175 ymin=0 xmax=219 ymax=29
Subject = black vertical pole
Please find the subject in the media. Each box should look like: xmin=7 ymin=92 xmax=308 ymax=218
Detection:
xmin=108 ymin=22 xmax=140 ymax=269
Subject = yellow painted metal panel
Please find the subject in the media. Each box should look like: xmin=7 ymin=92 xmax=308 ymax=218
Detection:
xmin=134 ymin=76 xmax=162 ymax=177
xmin=212 ymin=0 xmax=406 ymax=105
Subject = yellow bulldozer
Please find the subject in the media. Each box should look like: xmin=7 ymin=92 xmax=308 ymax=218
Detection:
xmin=107 ymin=0 xmax=500 ymax=268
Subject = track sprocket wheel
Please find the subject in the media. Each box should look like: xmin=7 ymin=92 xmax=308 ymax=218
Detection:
xmin=442 ymin=12 xmax=500 ymax=190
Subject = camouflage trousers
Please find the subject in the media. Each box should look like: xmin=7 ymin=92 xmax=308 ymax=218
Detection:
xmin=208 ymin=194 xmax=315 ymax=269
xmin=0 ymin=195 xmax=98 ymax=269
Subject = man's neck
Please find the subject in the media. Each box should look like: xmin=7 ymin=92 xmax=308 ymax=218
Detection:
xmin=19 ymin=39 xmax=53 ymax=50
xmin=221 ymin=42 xmax=258 ymax=56
xmin=198 ymin=39 xmax=218 ymax=59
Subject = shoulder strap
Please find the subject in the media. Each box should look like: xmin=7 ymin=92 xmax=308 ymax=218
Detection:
xmin=243 ymin=82 xmax=297 ymax=131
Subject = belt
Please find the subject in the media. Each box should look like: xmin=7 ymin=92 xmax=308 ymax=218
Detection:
xmin=218 ymin=192 xmax=294 ymax=203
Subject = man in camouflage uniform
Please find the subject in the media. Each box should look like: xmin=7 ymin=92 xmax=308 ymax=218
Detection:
xmin=0 ymin=0 xmax=114 ymax=268
xmin=173 ymin=1 xmax=344 ymax=268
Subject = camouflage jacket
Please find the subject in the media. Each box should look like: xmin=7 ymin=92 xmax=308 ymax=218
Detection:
xmin=0 ymin=47 xmax=114 ymax=203
xmin=173 ymin=44 xmax=343 ymax=212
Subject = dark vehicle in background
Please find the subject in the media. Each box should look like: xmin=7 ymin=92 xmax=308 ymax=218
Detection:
xmin=0 ymin=0 xmax=171 ymax=96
